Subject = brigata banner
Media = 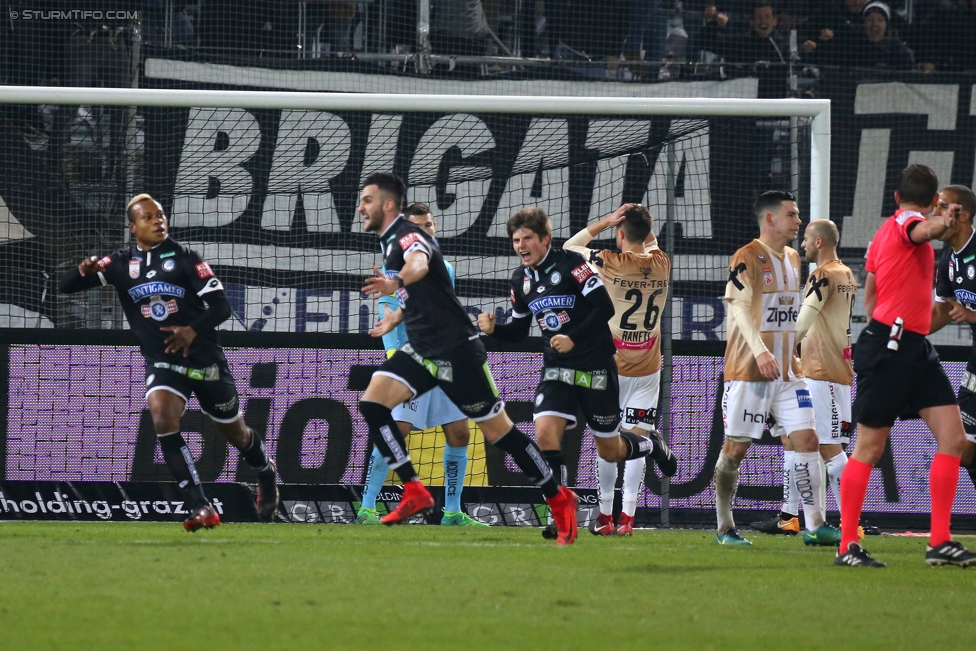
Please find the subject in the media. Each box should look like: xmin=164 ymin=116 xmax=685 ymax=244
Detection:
xmin=4 ymin=342 xmax=975 ymax=521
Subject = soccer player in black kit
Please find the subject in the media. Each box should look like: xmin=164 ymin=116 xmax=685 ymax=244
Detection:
xmin=59 ymin=194 xmax=279 ymax=531
xmin=930 ymin=184 xmax=976 ymax=494
xmin=356 ymin=173 xmax=580 ymax=544
xmin=478 ymin=208 xmax=676 ymax=538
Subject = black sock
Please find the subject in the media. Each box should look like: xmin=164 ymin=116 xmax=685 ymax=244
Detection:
xmin=780 ymin=510 xmax=798 ymax=520
xmin=158 ymin=432 xmax=208 ymax=509
xmin=620 ymin=431 xmax=654 ymax=460
xmin=542 ymin=450 xmax=567 ymax=486
xmin=492 ymin=426 xmax=559 ymax=499
xmin=241 ymin=428 xmax=272 ymax=474
xmin=358 ymin=400 xmax=419 ymax=483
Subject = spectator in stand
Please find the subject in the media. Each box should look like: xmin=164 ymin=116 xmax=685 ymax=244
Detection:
xmin=811 ymin=1 xmax=914 ymax=70
xmin=803 ymin=0 xmax=911 ymax=56
xmin=911 ymin=0 xmax=976 ymax=71
xmin=699 ymin=1 xmax=787 ymax=64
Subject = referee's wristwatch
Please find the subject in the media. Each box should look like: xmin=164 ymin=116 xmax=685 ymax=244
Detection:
xmin=393 ymin=273 xmax=405 ymax=289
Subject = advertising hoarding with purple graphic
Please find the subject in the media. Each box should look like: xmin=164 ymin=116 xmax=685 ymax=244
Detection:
xmin=5 ymin=344 xmax=976 ymax=516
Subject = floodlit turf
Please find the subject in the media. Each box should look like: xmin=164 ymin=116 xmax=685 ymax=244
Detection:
xmin=1 ymin=523 xmax=974 ymax=651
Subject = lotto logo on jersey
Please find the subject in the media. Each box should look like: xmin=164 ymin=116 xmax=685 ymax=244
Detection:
xmin=761 ymin=292 xmax=799 ymax=331
xmin=571 ymin=263 xmax=593 ymax=283
xmin=195 ymin=262 xmax=213 ymax=279
xmin=398 ymin=232 xmax=422 ymax=250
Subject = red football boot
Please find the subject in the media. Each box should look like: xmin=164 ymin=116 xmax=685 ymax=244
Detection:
xmin=545 ymin=486 xmax=579 ymax=546
xmin=616 ymin=513 xmax=635 ymax=536
xmin=183 ymin=503 xmax=220 ymax=532
xmin=589 ymin=512 xmax=615 ymax=536
xmin=381 ymin=481 xmax=435 ymax=525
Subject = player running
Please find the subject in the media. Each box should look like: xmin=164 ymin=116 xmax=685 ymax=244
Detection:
xmin=931 ymin=185 xmax=976 ymax=495
xmin=714 ymin=191 xmax=840 ymax=547
xmin=356 ymin=174 xmax=579 ymax=544
xmin=357 ymin=202 xmax=486 ymax=527
xmin=564 ymin=203 xmax=671 ymax=536
xmin=59 ymin=194 xmax=279 ymax=531
xmin=478 ymin=207 xmax=677 ymax=540
xmin=837 ymin=165 xmax=976 ymax=568
xmin=751 ymin=220 xmax=857 ymax=536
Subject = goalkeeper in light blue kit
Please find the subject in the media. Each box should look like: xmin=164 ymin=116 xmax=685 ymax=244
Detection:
xmin=357 ymin=203 xmax=487 ymax=527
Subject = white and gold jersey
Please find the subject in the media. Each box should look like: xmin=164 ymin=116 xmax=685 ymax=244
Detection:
xmin=799 ymin=260 xmax=856 ymax=385
xmin=724 ymin=239 xmax=802 ymax=382
xmin=564 ymin=235 xmax=670 ymax=377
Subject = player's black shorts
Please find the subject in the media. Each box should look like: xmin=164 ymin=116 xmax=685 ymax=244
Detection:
xmin=144 ymin=357 xmax=242 ymax=423
xmin=376 ymin=338 xmax=504 ymax=422
xmin=852 ymin=319 xmax=955 ymax=428
xmin=956 ymin=373 xmax=976 ymax=436
xmin=533 ymin=357 xmax=621 ymax=436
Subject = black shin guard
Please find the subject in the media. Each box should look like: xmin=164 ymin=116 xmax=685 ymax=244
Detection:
xmin=492 ymin=427 xmax=559 ymax=499
xmin=542 ymin=449 xmax=567 ymax=486
xmin=242 ymin=428 xmax=272 ymax=474
xmin=620 ymin=431 xmax=654 ymax=460
xmin=158 ymin=432 xmax=208 ymax=509
xmin=358 ymin=400 xmax=418 ymax=483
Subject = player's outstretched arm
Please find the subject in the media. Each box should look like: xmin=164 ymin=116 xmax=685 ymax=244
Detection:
xmin=59 ymin=256 xmax=107 ymax=294
xmin=908 ymin=202 xmax=961 ymax=244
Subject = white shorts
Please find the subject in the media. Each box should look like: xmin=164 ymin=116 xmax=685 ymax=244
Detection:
xmin=618 ymin=372 xmax=660 ymax=432
xmin=722 ymin=379 xmax=816 ymax=440
xmin=807 ymin=379 xmax=852 ymax=445
xmin=391 ymin=385 xmax=467 ymax=431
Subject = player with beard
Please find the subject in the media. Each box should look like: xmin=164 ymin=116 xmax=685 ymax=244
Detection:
xmin=59 ymin=194 xmax=279 ymax=531
xmin=751 ymin=220 xmax=857 ymax=537
xmin=356 ymin=174 xmax=579 ymax=544
xmin=564 ymin=203 xmax=672 ymax=536
xmin=715 ymin=191 xmax=840 ymax=547
xmin=929 ymin=185 xmax=976 ymax=495
xmin=357 ymin=202 xmax=486 ymax=527
xmin=836 ymin=166 xmax=976 ymax=567
xmin=478 ymin=207 xmax=677 ymax=541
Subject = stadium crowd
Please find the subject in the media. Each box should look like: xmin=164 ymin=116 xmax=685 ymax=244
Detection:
xmin=4 ymin=1 xmax=976 ymax=81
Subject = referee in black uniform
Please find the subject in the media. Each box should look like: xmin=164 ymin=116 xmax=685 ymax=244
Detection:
xmin=60 ymin=194 xmax=279 ymax=531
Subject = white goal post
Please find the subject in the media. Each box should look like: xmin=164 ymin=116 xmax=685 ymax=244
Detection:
xmin=0 ymin=86 xmax=830 ymax=222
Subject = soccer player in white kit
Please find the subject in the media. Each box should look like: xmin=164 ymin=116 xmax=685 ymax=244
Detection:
xmin=565 ymin=203 xmax=671 ymax=536
xmin=751 ymin=219 xmax=857 ymax=535
xmin=714 ymin=191 xmax=841 ymax=547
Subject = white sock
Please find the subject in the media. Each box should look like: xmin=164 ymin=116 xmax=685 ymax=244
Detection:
xmin=793 ymin=452 xmax=825 ymax=531
xmin=824 ymin=452 xmax=848 ymax=512
xmin=714 ymin=452 xmax=740 ymax=532
xmin=621 ymin=457 xmax=646 ymax=517
xmin=781 ymin=450 xmax=799 ymax=516
xmin=597 ymin=457 xmax=618 ymax=516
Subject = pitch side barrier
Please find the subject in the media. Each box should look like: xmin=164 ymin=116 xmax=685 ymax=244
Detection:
xmin=0 ymin=330 xmax=973 ymax=532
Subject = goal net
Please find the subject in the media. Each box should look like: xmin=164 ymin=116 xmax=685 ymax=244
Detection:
xmin=0 ymin=87 xmax=828 ymax=523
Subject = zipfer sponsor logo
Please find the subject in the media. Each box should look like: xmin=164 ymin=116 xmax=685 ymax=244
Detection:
xmin=0 ymin=490 xmax=224 ymax=520
xmin=127 ymin=282 xmax=186 ymax=301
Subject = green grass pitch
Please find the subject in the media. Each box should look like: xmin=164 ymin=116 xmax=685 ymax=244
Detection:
xmin=1 ymin=522 xmax=973 ymax=651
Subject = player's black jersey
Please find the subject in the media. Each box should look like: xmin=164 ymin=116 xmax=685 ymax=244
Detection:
xmin=61 ymin=238 xmax=228 ymax=366
xmin=379 ymin=215 xmax=477 ymax=357
xmin=509 ymin=247 xmax=616 ymax=368
xmin=936 ymin=232 xmax=976 ymax=372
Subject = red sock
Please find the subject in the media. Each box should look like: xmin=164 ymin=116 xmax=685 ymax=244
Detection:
xmin=929 ymin=453 xmax=961 ymax=546
xmin=840 ymin=457 xmax=872 ymax=550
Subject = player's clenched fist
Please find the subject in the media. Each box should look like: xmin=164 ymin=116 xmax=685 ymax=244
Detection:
xmin=477 ymin=312 xmax=495 ymax=334
xmin=78 ymin=256 xmax=102 ymax=276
